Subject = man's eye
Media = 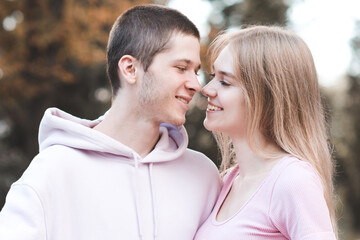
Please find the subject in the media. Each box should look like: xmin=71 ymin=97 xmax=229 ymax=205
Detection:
xmin=208 ymin=73 xmax=215 ymax=79
xmin=176 ymin=66 xmax=186 ymax=72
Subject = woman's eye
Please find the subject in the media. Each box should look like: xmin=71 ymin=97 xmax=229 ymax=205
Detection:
xmin=220 ymin=80 xmax=230 ymax=86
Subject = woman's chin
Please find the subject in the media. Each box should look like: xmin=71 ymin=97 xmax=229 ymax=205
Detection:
xmin=203 ymin=119 xmax=216 ymax=132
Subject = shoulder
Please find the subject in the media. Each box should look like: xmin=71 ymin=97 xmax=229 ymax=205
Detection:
xmin=16 ymin=145 xmax=81 ymax=189
xmin=183 ymin=148 xmax=219 ymax=172
xmin=269 ymin=157 xmax=326 ymax=224
xmin=269 ymin=158 xmax=335 ymax=239
xmin=182 ymin=148 xmax=221 ymax=187
xmin=30 ymin=145 xmax=81 ymax=172
xmin=272 ymin=157 xmax=323 ymax=194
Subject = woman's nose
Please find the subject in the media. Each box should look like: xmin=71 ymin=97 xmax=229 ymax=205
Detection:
xmin=201 ymin=81 xmax=217 ymax=98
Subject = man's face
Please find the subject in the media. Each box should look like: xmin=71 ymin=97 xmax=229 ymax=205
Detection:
xmin=136 ymin=33 xmax=201 ymax=126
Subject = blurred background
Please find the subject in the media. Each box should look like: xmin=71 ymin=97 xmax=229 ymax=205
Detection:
xmin=0 ymin=0 xmax=359 ymax=239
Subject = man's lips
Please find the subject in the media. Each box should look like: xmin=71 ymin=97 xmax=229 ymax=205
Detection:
xmin=176 ymin=96 xmax=191 ymax=104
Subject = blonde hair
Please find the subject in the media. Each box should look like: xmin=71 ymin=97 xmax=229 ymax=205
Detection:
xmin=209 ymin=26 xmax=337 ymax=234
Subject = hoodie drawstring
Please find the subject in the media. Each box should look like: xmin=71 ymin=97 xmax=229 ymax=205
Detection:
xmin=133 ymin=154 xmax=143 ymax=240
xmin=133 ymin=155 xmax=158 ymax=240
xmin=149 ymin=162 xmax=158 ymax=239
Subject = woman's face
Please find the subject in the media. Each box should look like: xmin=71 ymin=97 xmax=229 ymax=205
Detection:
xmin=202 ymin=45 xmax=248 ymax=138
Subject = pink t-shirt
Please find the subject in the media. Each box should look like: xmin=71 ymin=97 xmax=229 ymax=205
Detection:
xmin=194 ymin=156 xmax=336 ymax=240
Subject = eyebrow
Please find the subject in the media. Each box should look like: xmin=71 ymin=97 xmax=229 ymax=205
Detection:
xmin=174 ymin=59 xmax=201 ymax=71
xmin=219 ymin=71 xmax=235 ymax=78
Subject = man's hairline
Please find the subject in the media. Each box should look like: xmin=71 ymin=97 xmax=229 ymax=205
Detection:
xmin=144 ymin=31 xmax=200 ymax=72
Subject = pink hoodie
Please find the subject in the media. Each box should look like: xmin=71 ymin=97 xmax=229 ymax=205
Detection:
xmin=0 ymin=108 xmax=221 ymax=240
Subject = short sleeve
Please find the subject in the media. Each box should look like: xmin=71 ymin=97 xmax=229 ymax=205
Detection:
xmin=269 ymin=161 xmax=336 ymax=240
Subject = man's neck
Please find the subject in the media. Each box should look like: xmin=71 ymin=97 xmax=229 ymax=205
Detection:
xmin=93 ymin=105 xmax=160 ymax=159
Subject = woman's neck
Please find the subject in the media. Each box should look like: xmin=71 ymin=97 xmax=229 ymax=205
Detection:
xmin=231 ymin=137 xmax=285 ymax=180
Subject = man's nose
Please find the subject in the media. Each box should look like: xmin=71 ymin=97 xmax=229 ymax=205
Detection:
xmin=185 ymin=73 xmax=201 ymax=93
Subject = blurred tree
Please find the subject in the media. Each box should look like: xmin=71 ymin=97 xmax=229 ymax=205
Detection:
xmin=0 ymin=0 xmax=152 ymax=207
xmin=342 ymin=74 xmax=360 ymax=230
xmin=329 ymin=20 xmax=360 ymax=236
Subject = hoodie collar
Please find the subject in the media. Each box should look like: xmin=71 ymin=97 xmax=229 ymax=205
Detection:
xmin=141 ymin=123 xmax=188 ymax=163
xmin=38 ymin=108 xmax=188 ymax=163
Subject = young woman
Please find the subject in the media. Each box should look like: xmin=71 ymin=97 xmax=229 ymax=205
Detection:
xmin=195 ymin=26 xmax=337 ymax=239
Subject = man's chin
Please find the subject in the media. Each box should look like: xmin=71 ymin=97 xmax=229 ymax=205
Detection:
xmin=170 ymin=116 xmax=186 ymax=126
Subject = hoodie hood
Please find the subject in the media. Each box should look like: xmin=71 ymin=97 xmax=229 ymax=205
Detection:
xmin=38 ymin=108 xmax=188 ymax=163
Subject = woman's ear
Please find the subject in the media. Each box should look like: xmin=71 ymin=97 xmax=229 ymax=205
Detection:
xmin=118 ymin=55 xmax=138 ymax=85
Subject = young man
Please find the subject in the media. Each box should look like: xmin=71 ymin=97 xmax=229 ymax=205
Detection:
xmin=0 ymin=5 xmax=221 ymax=240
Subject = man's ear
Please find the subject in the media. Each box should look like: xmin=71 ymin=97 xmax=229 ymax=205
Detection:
xmin=118 ymin=55 xmax=138 ymax=85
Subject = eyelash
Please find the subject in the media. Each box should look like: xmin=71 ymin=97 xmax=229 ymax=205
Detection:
xmin=220 ymin=80 xmax=230 ymax=86
xmin=176 ymin=66 xmax=186 ymax=72
xmin=209 ymin=73 xmax=230 ymax=86
xmin=177 ymin=66 xmax=200 ymax=77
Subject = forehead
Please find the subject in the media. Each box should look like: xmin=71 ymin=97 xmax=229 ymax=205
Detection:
xmin=157 ymin=34 xmax=201 ymax=66
xmin=213 ymin=45 xmax=234 ymax=73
